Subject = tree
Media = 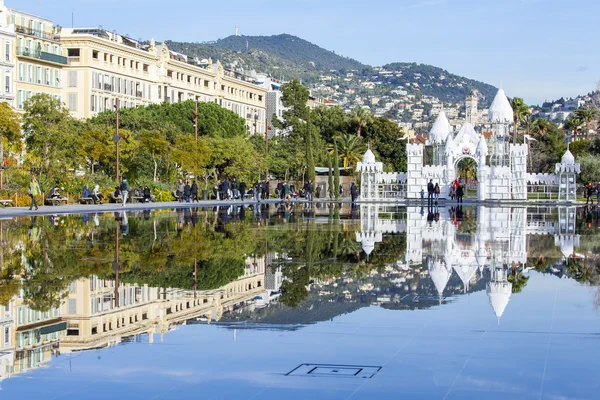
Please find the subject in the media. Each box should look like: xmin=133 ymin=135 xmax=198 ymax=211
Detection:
xmin=564 ymin=115 xmax=584 ymax=139
xmin=138 ymin=130 xmax=170 ymax=182
xmin=0 ymin=103 xmax=21 ymax=189
xmin=330 ymin=134 xmax=367 ymax=169
xmin=574 ymin=106 xmax=599 ymax=139
xmin=529 ymin=118 xmax=552 ymax=137
xmin=311 ymin=106 xmax=348 ymax=143
xmin=511 ymin=98 xmax=530 ymax=143
xmin=363 ymin=117 xmax=407 ymax=172
xmin=328 ymin=156 xmax=334 ymax=198
xmin=22 ymin=94 xmax=76 ymax=175
xmin=577 ymin=154 xmax=600 ymax=186
xmin=349 ymin=106 xmax=371 ymax=137
xmin=333 ymin=142 xmax=340 ymax=200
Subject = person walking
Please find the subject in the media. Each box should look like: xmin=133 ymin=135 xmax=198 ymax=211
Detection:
xmin=176 ymin=179 xmax=185 ymax=203
xmin=120 ymin=175 xmax=129 ymax=206
xmin=427 ymin=179 xmax=435 ymax=204
xmin=28 ymin=177 xmax=41 ymax=211
xmin=222 ymin=179 xmax=230 ymax=200
xmin=586 ymin=182 xmax=595 ymax=205
xmin=262 ymin=180 xmax=269 ymax=200
xmin=456 ymin=184 xmax=464 ymax=204
xmin=239 ymin=181 xmax=247 ymax=200
xmin=304 ymin=180 xmax=314 ymax=202
xmin=254 ymin=180 xmax=261 ymax=202
xmin=191 ymin=180 xmax=198 ymax=203
xmin=434 ymin=183 xmax=440 ymax=204
xmin=283 ymin=181 xmax=291 ymax=203
xmin=184 ymin=180 xmax=192 ymax=203
xmin=350 ymin=182 xmax=359 ymax=203
xmin=231 ymin=178 xmax=239 ymax=199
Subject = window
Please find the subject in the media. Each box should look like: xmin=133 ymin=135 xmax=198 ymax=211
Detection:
xmin=92 ymin=50 xmax=99 ymax=59
xmin=90 ymin=95 xmax=95 ymax=112
xmin=68 ymin=71 xmax=77 ymax=87
xmin=18 ymin=63 xmax=24 ymax=81
xmin=54 ymin=69 xmax=60 ymax=87
xmin=4 ymin=327 xmax=8 ymax=345
xmin=17 ymin=90 xmax=23 ymax=109
xmin=36 ymin=66 xmax=41 ymax=83
xmin=143 ymin=64 xmax=148 ymax=72
xmin=68 ymin=93 xmax=77 ymax=111
xmin=28 ymin=65 xmax=33 ymax=82
xmin=5 ymin=42 xmax=9 ymax=61
xmin=68 ymin=281 xmax=77 ymax=293
xmin=68 ymin=299 xmax=77 ymax=314
xmin=5 ymin=74 xmax=10 ymax=94
xmin=45 ymin=68 xmax=50 ymax=85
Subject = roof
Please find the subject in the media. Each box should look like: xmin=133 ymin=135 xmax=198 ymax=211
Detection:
xmin=362 ymin=148 xmax=376 ymax=164
xmin=488 ymin=89 xmax=514 ymax=123
xmin=429 ymin=111 xmax=452 ymax=144
xmin=561 ymin=149 xmax=575 ymax=164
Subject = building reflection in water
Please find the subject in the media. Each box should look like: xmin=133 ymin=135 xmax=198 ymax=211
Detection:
xmin=0 ymin=204 xmax=587 ymax=383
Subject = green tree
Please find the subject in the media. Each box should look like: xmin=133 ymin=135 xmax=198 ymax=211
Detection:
xmin=511 ymin=97 xmax=530 ymax=143
xmin=530 ymin=118 xmax=552 ymax=137
xmin=574 ymin=106 xmax=599 ymax=140
xmin=0 ymin=102 xmax=21 ymax=188
xmin=349 ymin=106 xmax=371 ymax=137
xmin=333 ymin=142 xmax=340 ymax=200
xmin=330 ymin=134 xmax=367 ymax=169
xmin=577 ymin=154 xmax=600 ymax=186
xmin=22 ymin=94 xmax=76 ymax=175
xmin=328 ymin=156 xmax=334 ymax=198
xmin=564 ymin=114 xmax=584 ymax=139
xmin=363 ymin=117 xmax=407 ymax=172
xmin=311 ymin=106 xmax=348 ymax=143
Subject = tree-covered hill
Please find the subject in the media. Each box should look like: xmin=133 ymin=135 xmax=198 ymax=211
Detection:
xmin=383 ymin=62 xmax=498 ymax=106
xmin=214 ymin=34 xmax=366 ymax=72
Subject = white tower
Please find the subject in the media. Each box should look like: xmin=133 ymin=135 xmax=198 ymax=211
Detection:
xmin=356 ymin=147 xmax=383 ymax=200
xmin=486 ymin=267 xmax=512 ymax=324
xmin=235 ymin=25 xmax=239 ymax=36
xmin=488 ymin=89 xmax=513 ymax=167
xmin=555 ymin=148 xmax=580 ymax=202
xmin=465 ymin=89 xmax=478 ymax=125
xmin=429 ymin=110 xmax=451 ymax=166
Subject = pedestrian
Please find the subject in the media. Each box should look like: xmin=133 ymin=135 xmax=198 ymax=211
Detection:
xmin=239 ymin=181 xmax=247 ymax=200
xmin=427 ymin=179 xmax=434 ymax=204
xmin=231 ymin=178 xmax=239 ymax=199
xmin=184 ymin=180 xmax=191 ymax=203
xmin=283 ymin=181 xmax=291 ymax=202
xmin=434 ymin=183 xmax=440 ymax=204
xmin=350 ymin=182 xmax=359 ymax=203
xmin=222 ymin=179 xmax=230 ymax=200
xmin=254 ymin=181 xmax=261 ymax=202
xmin=304 ymin=180 xmax=314 ymax=202
xmin=82 ymin=185 xmax=91 ymax=200
xmin=213 ymin=183 xmax=219 ymax=200
xmin=586 ymin=182 xmax=595 ymax=205
xmin=276 ymin=180 xmax=283 ymax=199
xmin=316 ymin=185 xmax=321 ymax=199
xmin=339 ymin=184 xmax=344 ymax=198
xmin=143 ymin=186 xmax=152 ymax=203
xmin=596 ymin=182 xmax=600 ymax=205
xmin=177 ymin=179 xmax=185 ymax=203
xmin=456 ymin=184 xmax=464 ymax=204
xmin=262 ymin=180 xmax=269 ymax=200
xmin=28 ymin=176 xmax=41 ymax=211
xmin=119 ymin=175 xmax=129 ymax=206
xmin=191 ymin=180 xmax=198 ymax=202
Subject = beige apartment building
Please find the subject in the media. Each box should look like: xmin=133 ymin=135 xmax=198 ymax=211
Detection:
xmin=59 ymin=28 xmax=267 ymax=134
xmin=0 ymin=1 xmax=65 ymax=110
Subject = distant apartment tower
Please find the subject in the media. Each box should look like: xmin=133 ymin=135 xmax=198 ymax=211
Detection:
xmin=266 ymin=90 xmax=285 ymax=137
xmin=1 ymin=1 xmax=65 ymax=110
xmin=465 ymin=89 xmax=478 ymax=125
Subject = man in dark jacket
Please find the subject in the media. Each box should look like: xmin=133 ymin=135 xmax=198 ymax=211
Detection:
xmin=276 ymin=181 xmax=284 ymax=199
xmin=239 ymin=181 xmax=247 ymax=200
xmin=262 ymin=180 xmax=269 ymax=199
xmin=231 ymin=179 xmax=239 ymax=199
xmin=184 ymin=181 xmax=192 ymax=203
xmin=456 ymin=184 xmax=464 ymax=204
xmin=222 ymin=179 xmax=229 ymax=200
xmin=427 ymin=179 xmax=434 ymax=204
xmin=350 ymin=182 xmax=359 ymax=203
xmin=191 ymin=180 xmax=198 ymax=202
xmin=304 ymin=180 xmax=314 ymax=202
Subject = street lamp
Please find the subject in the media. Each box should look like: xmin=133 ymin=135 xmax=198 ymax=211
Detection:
xmin=113 ymin=99 xmax=121 ymax=182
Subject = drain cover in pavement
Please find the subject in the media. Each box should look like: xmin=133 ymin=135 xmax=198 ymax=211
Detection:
xmin=286 ymin=364 xmax=381 ymax=378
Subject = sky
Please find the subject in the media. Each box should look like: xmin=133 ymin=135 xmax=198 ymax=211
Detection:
xmin=10 ymin=0 xmax=600 ymax=105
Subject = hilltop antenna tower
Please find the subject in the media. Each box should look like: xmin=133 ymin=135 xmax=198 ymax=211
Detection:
xmin=235 ymin=24 xmax=239 ymax=36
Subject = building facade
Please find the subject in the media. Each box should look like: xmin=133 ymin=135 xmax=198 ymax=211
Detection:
xmin=0 ymin=4 xmax=15 ymax=107
xmin=1 ymin=1 xmax=65 ymax=111
xmin=59 ymin=28 xmax=267 ymax=134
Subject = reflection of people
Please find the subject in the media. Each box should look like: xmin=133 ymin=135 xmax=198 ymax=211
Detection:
xmin=434 ymin=183 xmax=440 ymax=204
xmin=427 ymin=180 xmax=434 ymax=204
xmin=119 ymin=211 xmax=129 ymax=235
xmin=28 ymin=216 xmax=40 ymax=244
xmin=456 ymin=185 xmax=464 ymax=204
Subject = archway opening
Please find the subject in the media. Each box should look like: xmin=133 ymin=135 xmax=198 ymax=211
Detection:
xmin=455 ymin=156 xmax=478 ymax=198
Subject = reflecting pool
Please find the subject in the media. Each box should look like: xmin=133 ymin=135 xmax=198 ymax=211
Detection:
xmin=0 ymin=203 xmax=599 ymax=399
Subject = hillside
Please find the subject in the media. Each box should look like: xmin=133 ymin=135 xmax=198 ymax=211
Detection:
xmin=383 ymin=62 xmax=497 ymax=106
xmin=214 ymin=34 xmax=366 ymax=73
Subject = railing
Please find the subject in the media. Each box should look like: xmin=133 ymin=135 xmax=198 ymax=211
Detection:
xmin=17 ymin=47 xmax=67 ymax=65
xmin=67 ymin=56 xmax=80 ymax=64
xmin=135 ymin=91 xmax=143 ymax=98
xmin=15 ymin=25 xmax=61 ymax=42
xmin=103 ymin=83 xmax=113 ymax=91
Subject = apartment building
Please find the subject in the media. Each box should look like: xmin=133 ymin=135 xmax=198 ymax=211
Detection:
xmin=0 ymin=1 xmax=65 ymax=110
xmin=59 ymin=28 xmax=267 ymax=134
xmin=0 ymin=5 xmax=14 ymax=107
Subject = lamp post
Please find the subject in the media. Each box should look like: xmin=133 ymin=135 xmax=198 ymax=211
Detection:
xmin=113 ymin=220 xmax=120 ymax=308
xmin=193 ymin=99 xmax=198 ymax=143
xmin=265 ymin=122 xmax=270 ymax=182
xmin=113 ymin=99 xmax=121 ymax=182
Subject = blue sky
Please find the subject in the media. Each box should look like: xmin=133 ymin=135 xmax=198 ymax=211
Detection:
xmin=12 ymin=0 xmax=600 ymax=105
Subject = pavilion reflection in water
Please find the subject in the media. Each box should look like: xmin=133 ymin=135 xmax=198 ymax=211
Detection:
xmin=356 ymin=204 xmax=579 ymax=321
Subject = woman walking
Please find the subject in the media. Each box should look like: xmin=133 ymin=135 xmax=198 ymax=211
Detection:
xmin=28 ymin=177 xmax=41 ymax=211
xmin=434 ymin=183 xmax=440 ymax=204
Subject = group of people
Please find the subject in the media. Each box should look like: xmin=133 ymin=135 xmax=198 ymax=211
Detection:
xmin=422 ymin=179 xmax=465 ymax=204
xmin=176 ymin=179 xmax=201 ymax=203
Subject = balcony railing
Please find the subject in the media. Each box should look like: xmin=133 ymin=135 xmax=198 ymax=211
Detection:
xmin=17 ymin=47 xmax=67 ymax=65
xmin=15 ymin=25 xmax=61 ymax=42
xmin=103 ymin=83 xmax=113 ymax=91
xmin=135 ymin=91 xmax=143 ymax=98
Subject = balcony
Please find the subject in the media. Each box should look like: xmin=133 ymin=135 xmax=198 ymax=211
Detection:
xmin=15 ymin=25 xmax=61 ymax=42
xmin=136 ymin=91 xmax=143 ymax=98
xmin=17 ymin=47 xmax=67 ymax=65
xmin=103 ymin=83 xmax=113 ymax=92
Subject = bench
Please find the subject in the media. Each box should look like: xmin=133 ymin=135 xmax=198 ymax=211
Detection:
xmin=45 ymin=197 xmax=68 ymax=206
xmin=0 ymin=199 xmax=12 ymax=208
xmin=110 ymin=193 xmax=122 ymax=203
xmin=80 ymin=197 xmax=94 ymax=204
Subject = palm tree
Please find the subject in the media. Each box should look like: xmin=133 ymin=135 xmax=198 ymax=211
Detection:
xmin=456 ymin=157 xmax=477 ymax=185
xmin=510 ymin=97 xmax=531 ymax=143
xmin=529 ymin=118 xmax=552 ymax=137
xmin=349 ymin=106 xmax=371 ymax=137
xmin=574 ymin=106 xmax=599 ymax=139
xmin=329 ymin=134 xmax=367 ymax=169
xmin=563 ymin=115 xmax=583 ymax=139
